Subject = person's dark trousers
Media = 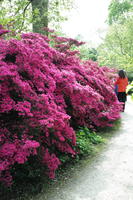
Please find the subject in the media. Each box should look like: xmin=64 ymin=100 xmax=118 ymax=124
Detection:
xmin=117 ymin=92 xmax=126 ymax=112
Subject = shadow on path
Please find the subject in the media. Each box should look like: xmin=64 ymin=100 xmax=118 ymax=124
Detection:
xmin=35 ymin=97 xmax=133 ymax=200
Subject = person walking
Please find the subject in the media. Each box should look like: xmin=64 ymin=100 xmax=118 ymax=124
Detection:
xmin=115 ymin=70 xmax=128 ymax=112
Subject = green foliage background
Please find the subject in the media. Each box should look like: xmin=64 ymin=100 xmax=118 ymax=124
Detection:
xmin=97 ymin=0 xmax=133 ymax=80
xmin=0 ymin=0 xmax=74 ymax=35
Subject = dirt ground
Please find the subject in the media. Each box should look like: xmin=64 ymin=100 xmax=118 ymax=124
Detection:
xmin=32 ymin=96 xmax=133 ymax=200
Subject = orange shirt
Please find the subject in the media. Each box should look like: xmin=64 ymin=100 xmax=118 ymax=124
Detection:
xmin=115 ymin=77 xmax=128 ymax=92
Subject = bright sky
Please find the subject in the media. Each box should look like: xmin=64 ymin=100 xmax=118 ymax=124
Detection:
xmin=61 ymin=0 xmax=111 ymax=47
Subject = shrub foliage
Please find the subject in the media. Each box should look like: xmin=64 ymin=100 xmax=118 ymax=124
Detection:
xmin=0 ymin=26 xmax=121 ymax=185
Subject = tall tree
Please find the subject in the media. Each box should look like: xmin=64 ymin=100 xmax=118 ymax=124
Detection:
xmin=31 ymin=0 xmax=49 ymax=34
xmin=0 ymin=0 xmax=74 ymax=35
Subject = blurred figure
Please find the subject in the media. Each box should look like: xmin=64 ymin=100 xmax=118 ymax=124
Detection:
xmin=115 ymin=70 xmax=128 ymax=112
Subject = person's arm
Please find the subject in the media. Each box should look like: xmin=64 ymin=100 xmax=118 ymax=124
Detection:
xmin=126 ymin=77 xmax=128 ymax=86
xmin=115 ymin=78 xmax=120 ymax=85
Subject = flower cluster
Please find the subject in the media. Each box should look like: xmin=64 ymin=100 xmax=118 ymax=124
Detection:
xmin=0 ymin=29 xmax=121 ymax=185
xmin=0 ymin=25 xmax=10 ymax=37
xmin=0 ymin=129 xmax=40 ymax=185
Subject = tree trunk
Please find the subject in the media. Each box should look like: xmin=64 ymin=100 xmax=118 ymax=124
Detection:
xmin=31 ymin=0 xmax=49 ymax=34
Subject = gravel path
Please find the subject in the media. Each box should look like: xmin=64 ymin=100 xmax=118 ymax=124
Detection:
xmin=34 ymin=97 xmax=133 ymax=200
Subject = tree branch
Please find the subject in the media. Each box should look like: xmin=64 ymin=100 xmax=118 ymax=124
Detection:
xmin=19 ymin=1 xmax=31 ymax=32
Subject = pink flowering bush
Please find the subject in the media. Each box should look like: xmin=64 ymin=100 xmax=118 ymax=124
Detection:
xmin=0 ymin=27 xmax=121 ymax=186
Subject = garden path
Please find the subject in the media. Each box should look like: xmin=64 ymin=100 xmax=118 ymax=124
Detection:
xmin=35 ymin=96 xmax=133 ymax=200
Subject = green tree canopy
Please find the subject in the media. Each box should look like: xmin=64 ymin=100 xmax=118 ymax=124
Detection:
xmin=98 ymin=16 xmax=133 ymax=68
xmin=108 ymin=0 xmax=133 ymax=25
xmin=98 ymin=0 xmax=133 ymax=80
